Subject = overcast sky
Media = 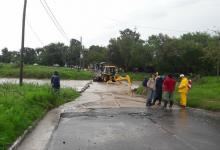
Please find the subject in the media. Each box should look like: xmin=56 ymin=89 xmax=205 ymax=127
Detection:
xmin=0 ymin=0 xmax=219 ymax=51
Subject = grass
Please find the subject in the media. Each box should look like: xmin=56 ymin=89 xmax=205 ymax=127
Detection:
xmin=120 ymin=72 xmax=149 ymax=81
xmin=0 ymin=63 xmax=150 ymax=81
xmin=0 ymin=63 xmax=93 ymax=80
xmin=174 ymin=76 xmax=220 ymax=111
xmin=136 ymin=76 xmax=220 ymax=111
xmin=0 ymin=83 xmax=80 ymax=150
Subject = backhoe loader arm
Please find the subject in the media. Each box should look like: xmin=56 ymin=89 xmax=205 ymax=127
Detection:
xmin=114 ymin=75 xmax=132 ymax=86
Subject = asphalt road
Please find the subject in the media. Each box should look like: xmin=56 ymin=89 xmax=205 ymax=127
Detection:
xmin=47 ymin=82 xmax=220 ymax=150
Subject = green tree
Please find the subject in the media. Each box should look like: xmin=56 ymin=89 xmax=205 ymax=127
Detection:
xmin=1 ymin=48 xmax=11 ymax=63
xmin=107 ymin=28 xmax=143 ymax=71
xmin=204 ymin=33 xmax=220 ymax=76
xmin=10 ymin=51 xmax=20 ymax=63
xmin=107 ymin=38 xmax=123 ymax=67
xmin=23 ymin=47 xmax=37 ymax=64
xmin=66 ymin=39 xmax=81 ymax=66
xmin=88 ymin=45 xmax=107 ymax=64
xmin=40 ymin=43 xmax=67 ymax=66
xmin=118 ymin=28 xmax=141 ymax=71
xmin=147 ymin=34 xmax=172 ymax=73
xmin=181 ymin=32 xmax=212 ymax=74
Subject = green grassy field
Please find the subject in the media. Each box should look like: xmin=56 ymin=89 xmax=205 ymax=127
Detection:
xmin=136 ymin=76 xmax=220 ymax=111
xmin=120 ymin=72 xmax=149 ymax=81
xmin=0 ymin=84 xmax=80 ymax=149
xmin=0 ymin=63 xmax=93 ymax=80
xmin=174 ymin=77 xmax=220 ymax=111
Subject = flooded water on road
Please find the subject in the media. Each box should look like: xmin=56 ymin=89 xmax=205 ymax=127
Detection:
xmin=0 ymin=78 xmax=90 ymax=92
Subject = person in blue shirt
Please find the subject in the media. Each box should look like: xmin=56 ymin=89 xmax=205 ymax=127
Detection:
xmin=51 ymin=71 xmax=60 ymax=91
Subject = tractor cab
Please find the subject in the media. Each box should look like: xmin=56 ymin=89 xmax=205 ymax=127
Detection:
xmin=101 ymin=66 xmax=117 ymax=82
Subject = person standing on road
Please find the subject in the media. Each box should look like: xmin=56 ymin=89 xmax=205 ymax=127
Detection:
xmin=146 ymin=74 xmax=156 ymax=106
xmin=178 ymin=74 xmax=189 ymax=108
xmin=152 ymin=75 xmax=164 ymax=106
xmin=142 ymin=77 xmax=148 ymax=95
xmin=162 ymin=74 xmax=176 ymax=108
xmin=51 ymin=71 xmax=60 ymax=92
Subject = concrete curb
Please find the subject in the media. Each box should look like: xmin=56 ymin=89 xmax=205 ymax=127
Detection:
xmin=79 ymin=81 xmax=93 ymax=93
xmin=9 ymin=110 xmax=47 ymax=150
xmin=9 ymin=80 xmax=93 ymax=150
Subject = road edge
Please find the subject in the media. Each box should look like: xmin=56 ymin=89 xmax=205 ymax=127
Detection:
xmin=9 ymin=80 xmax=92 ymax=150
xmin=9 ymin=110 xmax=47 ymax=150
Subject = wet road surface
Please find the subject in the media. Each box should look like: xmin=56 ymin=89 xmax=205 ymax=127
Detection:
xmin=48 ymin=108 xmax=220 ymax=150
xmin=47 ymin=82 xmax=220 ymax=150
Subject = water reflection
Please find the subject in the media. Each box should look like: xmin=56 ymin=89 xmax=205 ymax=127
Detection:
xmin=178 ymin=108 xmax=188 ymax=126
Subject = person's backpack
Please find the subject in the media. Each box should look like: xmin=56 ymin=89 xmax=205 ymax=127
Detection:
xmin=142 ymin=78 xmax=148 ymax=87
xmin=188 ymin=79 xmax=192 ymax=90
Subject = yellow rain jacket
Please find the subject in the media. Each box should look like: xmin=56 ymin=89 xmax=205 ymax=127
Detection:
xmin=178 ymin=77 xmax=189 ymax=93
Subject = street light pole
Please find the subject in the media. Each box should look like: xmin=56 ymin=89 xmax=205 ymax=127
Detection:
xmin=19 ymin=0 xmax=27 ymax=86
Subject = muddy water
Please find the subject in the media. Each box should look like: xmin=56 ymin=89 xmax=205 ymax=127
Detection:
xmin=0 ymin=78 xmax=90 ymax=92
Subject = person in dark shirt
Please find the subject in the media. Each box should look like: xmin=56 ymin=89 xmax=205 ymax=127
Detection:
xmin=152 ymin=76 xmax=164 ymax=105
xmin=51 ymin=71 xmax=60 ymax=91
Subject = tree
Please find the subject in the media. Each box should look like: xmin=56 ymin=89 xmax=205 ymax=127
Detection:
xmin=181 ymin=32 xmax=213 ymax=74
xmin=204 ymin=33 xmax=220 ymax=76
xmin=107 ymin=38 xmax=123 ymax=67
xmin=145 ymin=32 xmax=212 ymax=74
xmin=35 ymin=47 xmax=44 ymax=64
xmin=10 ymin=51 xmax=20 ymax=63
xmin=1 ymin=48 xmax=11 ymax=63
xmin=87 ymin=45 xmax=107 ymax=64
xmin=146 ymin=34 xmax=172 ymax=73
xmin=118 ymin=28 xmax=141 ymax=71
xmin=107 ymin=28 xmax=143 ymax=71
xmin=66 ymin=39 xmax=81 ymax=66
xmin=40 ymin=43 xmax=67 ymax=66
xmin=23 ymin=47 xmax=37 ymax=64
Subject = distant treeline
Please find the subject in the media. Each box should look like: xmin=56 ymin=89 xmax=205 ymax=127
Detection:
xmin=0 ymin=28 xmax=219 ymax=75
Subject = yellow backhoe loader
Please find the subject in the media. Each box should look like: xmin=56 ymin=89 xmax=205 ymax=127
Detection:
xmin=93 ymin=63 xmax=131 ymax=86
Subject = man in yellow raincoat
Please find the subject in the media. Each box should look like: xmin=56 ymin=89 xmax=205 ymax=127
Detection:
xmin=178 ymin=74 xmax=189 ymax=108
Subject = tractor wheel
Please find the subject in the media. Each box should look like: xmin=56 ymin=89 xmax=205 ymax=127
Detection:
xmin=103 ymin=76 xmax=109 ymax=82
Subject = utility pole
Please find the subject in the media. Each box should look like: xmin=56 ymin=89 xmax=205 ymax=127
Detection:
xmin=82 ymin=45 xmax=84 ymax=69
xmin=80 ymin=36 xmax=82 ymax=70
xmin=19 ymin=0 xmax=27 ymax=86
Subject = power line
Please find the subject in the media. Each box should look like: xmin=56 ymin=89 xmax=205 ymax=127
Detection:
xmin=39 ymin=0 xmax=69 ymax=41
xmin=27 ymin=21 xmax=44 ymax=46
xmin=42 ymin=0 xmax=69 ymax=41
xmin=26 ymin=20 xmax=48 ymax=55
xmin=39 ymin=0 xmax=69 ymax=42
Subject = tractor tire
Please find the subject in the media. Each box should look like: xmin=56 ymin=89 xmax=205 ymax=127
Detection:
xmin=103 ymin=76 xmax=109 ymax=82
